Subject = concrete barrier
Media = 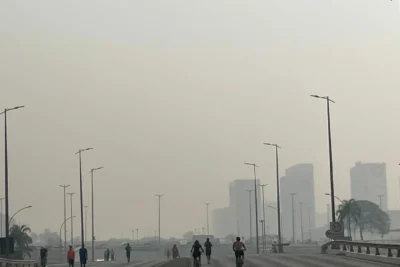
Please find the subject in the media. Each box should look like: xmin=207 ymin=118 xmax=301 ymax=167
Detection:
xmin=321 ymin=240 xmax=400 ymax=264
xmin=0 ymin=258 xmax=38 ymax=267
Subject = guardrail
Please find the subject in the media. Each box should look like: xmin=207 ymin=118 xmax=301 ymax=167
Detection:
xmin=0 ymin=258 xmax=39 ymax=267
xmin=321 ymin=240 xmax=400 ymax=264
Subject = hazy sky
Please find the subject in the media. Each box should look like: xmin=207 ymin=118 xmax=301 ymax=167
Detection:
xmin=0 ymin=0 xmax=400 ymax=239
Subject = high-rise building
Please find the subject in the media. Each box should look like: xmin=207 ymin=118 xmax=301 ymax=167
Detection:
xmin=350 ymin=162 xmax=387 ymax=211
xmin=229 ymin=179 xmax=261 ymax=239
xmin=280 ymin=164 xmax=315 ymax=242
xmin=211 ymin=207 xmax=235 ymax=238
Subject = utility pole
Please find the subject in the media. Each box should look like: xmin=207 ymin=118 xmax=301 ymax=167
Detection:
xmin=299 ymin=202 xmax=304 ymax=243
xmin=205 ymin=203 xmax=210 ymax=236
xmin=59 ymin=185 xmax=70 ymax=252
xmin=245 ymin=190 xmax=254 ymax=244
xmin=244 ymin=163 xmax=259 ymax=254
xmin=67 ymin=192 xmax=75 ymax=246
xmin=155 ymin=194 xmax=164 ymax=245
xmin=290 ymin=193 xmax=296 ymax=244
xmin=136 ymin=229 xmax=139 ymax=244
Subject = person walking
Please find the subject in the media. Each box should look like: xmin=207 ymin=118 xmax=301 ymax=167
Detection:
xmin=172 ymin=244 xmax=180 ymax=259
xmin=40 ymin=246 xmax=48 ymax=267
xmin=125 ymin=243 xmax=132 ymax=263
xmin=111 ymin=249 xmax=115 ymax=261
xmin=67 ymin=246 xmax=75 ymax=267
xmin=79 ymin=246 xmax=88 ymax=267
xmin=204 ymin=238 xmax=213 ymax=264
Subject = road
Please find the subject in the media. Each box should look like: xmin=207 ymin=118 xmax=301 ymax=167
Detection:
xmin=48 ymin=244 xmax=399 ymax=267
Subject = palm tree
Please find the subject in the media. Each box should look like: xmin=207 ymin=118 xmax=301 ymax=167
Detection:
xmin=9 ymin=224 xmax=33 ymax=259
xmin=336 ymin=199 xmax=361 ymax=238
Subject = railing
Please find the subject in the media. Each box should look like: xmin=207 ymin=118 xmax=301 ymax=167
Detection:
xmin=321 ymin=240 xmax=400 ymax=263
xmin=0 ymin=258 xmax=39 ymax=267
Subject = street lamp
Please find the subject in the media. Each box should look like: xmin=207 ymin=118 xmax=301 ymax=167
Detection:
xmin=377 ymin=195 xmax=384 ymax=209
xmin=59 ymin=216 xmax=75 ymax=262
xmin=59 ymin=184 xmax=70 ymax=253
xmin=290 ymin=193 xmax=296 ymax=243
xmin=299 ymin=202 xmax=304 ymax=243
xmin=9 ymin=205 xmax=32 ymax=225
xmin=244 ymin=162 xmax=259 ymax=254
xmin=205 ymin=203 xmax=210 ymax=236
xmin=310 ymin=94 xmax=336 ymax=223
xmin=76 ymin=147 xmax=93 ymax=249
xmin=89 ymin=166 xmax=103 ymax=262
xmin=1 ymin=105 xmax=25 ymax=257
xmin=155 ymin=194 xmax=164 ymax=245
xmin=324 ymin=193 xmax=343 ymax=204
xmin=263 ymin=143 xmax=283 ymax=253
xmin=245 ymin=190 xmax=254 ymax=244
xmin=67 ymin=192 xmax=75 ymax=246
xmin=0 ymin=197 xmax=4 ymax=238
xmin=259 ymin=184 xmax=267 ymax=251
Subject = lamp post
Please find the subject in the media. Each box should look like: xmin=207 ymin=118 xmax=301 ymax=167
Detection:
xmin=310 ymin=95 xmax=336 ymax=223
xmin=89 ymin=166 xmax=103 ymax=262
xmin=0 ymin=197 xmax=4 ymax=237
xmin=245 ymin=190 xmax=254 ymax=243
xmin=299 ymin=202 xmax=304 ymax=243
xmin=136 ymin=229 xmax=139 ymax=244
xmin=59 ymin=185 xmax=70 ymax=253
xmin=1 ymin=105 xmax=25 ymax=257
xmin=59 ymin=216 xmax=75 ymax=262
xmin=377 ymin=195 xmax=384 ymax=209
xmin=205 ymin=203 xmax=210 ymax=236
xmin=84 ymin=205 xmax=88 ymax=242
xmin=67 ymin=192 xmax=75 ymax=246
xmin=308 ymin=206 xmax=312 ymax=241
xmin=290 ymin=193 xmax=296 ymax=243
xmin=76 ymin=148 xmax=93 ymax=249
xmin=155 ymin=194 xmax=164 ymax=245
xmin=9 ymin=205 xmax=32 ymax=224
xmin=244 ymin=163 xmax=259 ymax=254
xmin=259 ymin=184 xmax=267 ymax=251
xmin=263 ymin=143 xmax=283 ymax=253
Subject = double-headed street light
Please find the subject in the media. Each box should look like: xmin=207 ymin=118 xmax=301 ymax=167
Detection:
xmin=89 ymin=166 xmax=103 ymax=262
xmin=263 ymin=143 xmax=283 ymax=253
xmin=1 ymin=105 xmax=25 ymax=257
xmin=244 ymin=162 xmax=259 ymax=254
xmin=311 ymin=95 xmax=336 ymax=223
xmin=76 ymin=148 xmax=93 ymax=248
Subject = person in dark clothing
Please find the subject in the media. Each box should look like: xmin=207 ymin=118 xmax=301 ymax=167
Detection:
xmin=125 ymin=243 xmax=132 ymax=263
xmin=204 ymin=238 xmax=213 ymax=264
xmin=40 ymin=247 xmax=48 ymax=267
xmin=79 ymin=246 xmax=88 ymax=267
xmin=190 ymin=240 xmax=204 ymax=266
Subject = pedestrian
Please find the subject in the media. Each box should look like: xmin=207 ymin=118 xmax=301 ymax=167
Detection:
xmin=106 ymin=248 xmax=110 ymax=261
xmin=67 ymin=246 xmax=75 ymax=267
xmin=125 ymin=243 xmax=132 ymax=263
xmin=104 ymin=250 xmax=107 ymax=261
xmin=111 ymin=249 xmax=115 ymax=261
xmin=204 ymin=238 xmax=213 ymax=264
xmin=79 ymin=246 xmax=88 ymax=267
xmin=40 ymin=246 xmax=48 ymax=267
xmin=172 ymin=244 xmax=180 ymax=259
xmin=166 ymin=248 xmax=170 ymax=259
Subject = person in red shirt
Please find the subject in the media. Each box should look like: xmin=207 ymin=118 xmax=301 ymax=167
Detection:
xmin=67 ymin=246 xmax=75 ymax=267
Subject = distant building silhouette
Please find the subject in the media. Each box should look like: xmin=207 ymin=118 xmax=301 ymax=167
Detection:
xmin=280 ymin=164 xmax=315 ymax=242
xmin=350 ymin=162 xmax=387 ymax=211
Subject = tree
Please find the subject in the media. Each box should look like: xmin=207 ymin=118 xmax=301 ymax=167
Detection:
xmin=10 ymin=224 xmax=33 ymax=259
xmin=336 ymin=199 xmax=361 ymax=238
xmin=354 ymin=200 xmax=390 ymax=240
xmin=182 ymin=231 xmax=194 ymax=241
